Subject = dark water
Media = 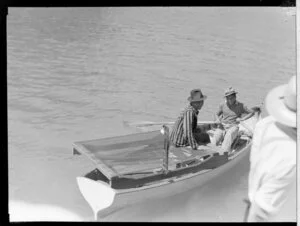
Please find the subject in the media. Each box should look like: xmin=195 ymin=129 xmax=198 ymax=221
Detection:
xmin=8 ymin=7 xmax=296 ymax=221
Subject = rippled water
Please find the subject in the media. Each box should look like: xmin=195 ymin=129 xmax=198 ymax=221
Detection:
xmin=8 ymin=7 xmax=296 ymax=221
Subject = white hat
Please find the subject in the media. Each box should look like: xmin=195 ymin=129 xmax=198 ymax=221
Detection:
xmin=265 ymin=76 xmax=296 ymax=127
xmin=224 ymin=87 xmax=238 ymax=97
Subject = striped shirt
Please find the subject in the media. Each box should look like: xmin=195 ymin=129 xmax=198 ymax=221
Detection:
xmin=169 ymin=104 xmax=199 ymax=150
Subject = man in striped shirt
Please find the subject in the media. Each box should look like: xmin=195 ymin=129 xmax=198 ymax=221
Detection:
xmin=169 ymin=89 xmax=207 ymax=150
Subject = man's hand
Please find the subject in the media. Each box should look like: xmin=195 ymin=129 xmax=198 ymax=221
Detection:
xmin=214 ymin=114 xmax=222 ymax=124
xmin=215 ymin=119 xmax=221 ymax=124
xmin=215 ymin=117 xmax=221 ymax=124
xmin=236 ymin=118 xmax=242 ymax=123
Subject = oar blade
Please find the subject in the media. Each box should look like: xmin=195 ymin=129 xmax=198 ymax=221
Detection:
xmin=123 ymin=120 xmax=165 ymax=128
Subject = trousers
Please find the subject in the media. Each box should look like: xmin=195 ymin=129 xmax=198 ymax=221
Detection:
xmin=211 ymin=125 xmax=239 ymax=152
xmin=194 ymin=128 xmax=211 ymax=144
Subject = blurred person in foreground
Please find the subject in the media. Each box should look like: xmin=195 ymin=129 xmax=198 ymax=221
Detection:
xmin=244 ymin=76 xmax=296 ymax=222
xmin=211 ymin=87 xmax=255 ymax=152
xmin=169 ymin=89 xmax=210 ymax=150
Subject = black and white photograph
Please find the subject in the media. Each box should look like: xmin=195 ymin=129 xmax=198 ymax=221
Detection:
xmin=7 ymin=3 xmax=296 ymax=222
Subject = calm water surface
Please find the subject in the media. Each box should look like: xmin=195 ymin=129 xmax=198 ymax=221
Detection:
xmin=8 ymin=7 xmax=296 ymax=221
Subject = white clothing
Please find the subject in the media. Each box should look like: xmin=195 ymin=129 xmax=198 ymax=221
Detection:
xmin=247 ymin=115 xmax=296 ymax=222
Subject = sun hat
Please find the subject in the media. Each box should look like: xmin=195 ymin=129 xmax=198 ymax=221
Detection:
xmin=187 ymin=89 xmax=207 ymax=102
xmin=224 ymin=87 xmax=238 ymax=97
xmin=224 ymin=87 xmax=237 ymax=97
xmin=265 ymin=76 xmax=296 ymax=128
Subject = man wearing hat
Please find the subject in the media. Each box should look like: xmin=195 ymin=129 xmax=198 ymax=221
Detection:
xmin=245 ymin=76 xmax=296 ymax=222
xmin=212 ymin=87 xmax=255 ymax=153
xmin=169 ymin=89 xmax=209 ymax=150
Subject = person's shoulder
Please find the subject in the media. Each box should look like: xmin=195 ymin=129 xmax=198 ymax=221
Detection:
xmin=253 ymin=116 xmax=276 ymax=134
xmin=237 ymin=101 xmax=254 ymax=112
xmin=236 ymin=101 xmax=248 ymax=107
xmin=236 ymin=101 xmax=245 ymax=107
xmin=257 ymin=116 xmax=295 ymax=143
xmin=183 ymin=104 xmax=194 ymax=113
xmin=256 ymin=115 xmax=275 ymax=128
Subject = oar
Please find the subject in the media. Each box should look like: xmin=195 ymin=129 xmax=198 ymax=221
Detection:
xmin=123 ymin=121 xmax=175 ymax=128
xmin=123 ymin=120 xmax=221 ymax=128
xmin=124 ymin=102 xmax=263 ymax=129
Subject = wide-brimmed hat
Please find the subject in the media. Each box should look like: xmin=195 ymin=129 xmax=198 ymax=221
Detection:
xmin=187 ymin=89 xmax=207 ymax=102
xmin=265 ymin=76 xmax=296 ymax=127
xmin=224 ymin=87 xmax=238 ymax=97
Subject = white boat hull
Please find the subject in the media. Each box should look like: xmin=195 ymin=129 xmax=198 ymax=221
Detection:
xmin=77 ymin=142 xmax=250 ymax=219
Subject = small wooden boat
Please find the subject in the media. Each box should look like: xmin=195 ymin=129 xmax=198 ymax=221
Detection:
xmin=73 ymin=109 xmax=261 ymax=220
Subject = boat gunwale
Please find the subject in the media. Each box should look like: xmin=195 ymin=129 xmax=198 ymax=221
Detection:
xmin=117 ymin=152 xmax=216 ymax=179
xmin=228 ymin=139 xmax=252 ymax=160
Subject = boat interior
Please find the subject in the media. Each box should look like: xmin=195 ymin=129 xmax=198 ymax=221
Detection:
xmin=74 ymin=121 xmax=253 ymax=190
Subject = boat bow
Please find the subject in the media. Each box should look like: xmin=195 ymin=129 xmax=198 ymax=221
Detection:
xmin=76 ymin=177 xmax=116 ymax=220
